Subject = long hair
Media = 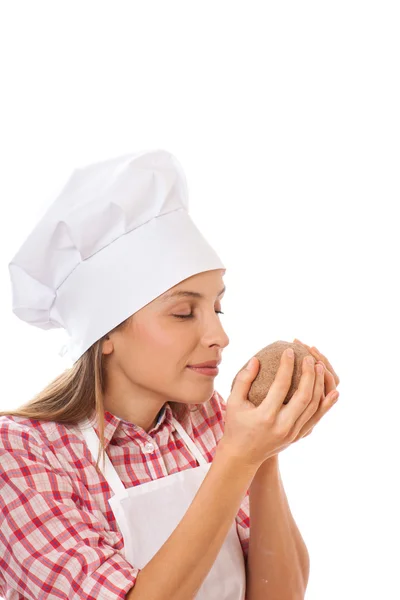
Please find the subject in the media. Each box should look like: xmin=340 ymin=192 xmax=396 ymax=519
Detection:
xmin=0 ymin=315 xmax=190 ymax=475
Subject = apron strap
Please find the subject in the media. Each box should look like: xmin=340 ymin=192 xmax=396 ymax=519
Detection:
xmin=171 ymin=418 xmax=208 ymax=465
xmin=77 ymin=414 xmax=209 ymax=496
xmin=78 ymin=419 xmax=127 ymax=497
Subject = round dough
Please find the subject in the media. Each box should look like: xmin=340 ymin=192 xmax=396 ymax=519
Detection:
xmin=231 ymin=341 xmax=313 ymax=406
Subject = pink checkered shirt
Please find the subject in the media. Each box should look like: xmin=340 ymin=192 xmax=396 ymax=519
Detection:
xmin=0 ymin=390 xmax=250 ymax=599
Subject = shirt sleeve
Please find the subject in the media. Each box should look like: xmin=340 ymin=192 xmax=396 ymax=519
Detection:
xmin=236 ymin=489 xmax=250 ymax=563
xmin=0 ymin=421 xmax=139 ymax=600
xmin=212 ymin=391 xmax=251 ymax=564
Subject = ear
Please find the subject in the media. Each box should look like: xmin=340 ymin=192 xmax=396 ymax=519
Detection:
xmin=101 ymin=335 xmax=114 ymax=356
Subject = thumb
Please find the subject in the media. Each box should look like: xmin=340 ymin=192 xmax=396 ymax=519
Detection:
xmin=229 ymin=357 xmax=259 ymax=405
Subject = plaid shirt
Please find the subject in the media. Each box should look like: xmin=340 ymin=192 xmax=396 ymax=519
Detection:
xmin=0 ymin=390 xmax=250 ymax=599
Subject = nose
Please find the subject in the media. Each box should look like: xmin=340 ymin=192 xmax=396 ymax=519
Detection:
xmin=202 ymin=316 xmax=229 ymax=351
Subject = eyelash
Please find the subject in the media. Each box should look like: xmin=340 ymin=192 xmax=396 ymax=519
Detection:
xmin=173 ymin=310 xmax=225 ymax=320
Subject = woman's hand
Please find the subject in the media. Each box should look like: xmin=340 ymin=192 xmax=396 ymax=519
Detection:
xmin=291 ymin=338 xmax=340 ymax=441
xmin=293 ymin=338 xmax=340 ymax=386
xmin=220 ymin=349 xmax=340 ymax=468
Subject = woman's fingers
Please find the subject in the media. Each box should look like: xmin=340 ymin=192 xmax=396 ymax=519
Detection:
xmin=230 ymin=357 xmax=260 ymax=407
xmin=259 ymin=352 xmax=317 ymax=430
xmin=256 ymin=348 xmax=339 ymax=445
xmin=321 ymin=362 xmax=337 ymax=396
xmin=292 ymin=365 xmax=325 ymax=440
xmin=283 ymin=357 xmax=322 ymax=436
xmin=293 ymin=338 xmax=312 ymax=352
xmin=256 ymin=348 xmax=295 ymax=419
xmin=295 ymin=384 xmax=340 ymax=440
xmin=314 ymin=347 xmax=340 ymax=385
xmin=293 ymin=338 xmax=340 ymax=386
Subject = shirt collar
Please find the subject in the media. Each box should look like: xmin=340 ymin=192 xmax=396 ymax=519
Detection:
xmin=92 ymin=402 xmax=173 ymax=450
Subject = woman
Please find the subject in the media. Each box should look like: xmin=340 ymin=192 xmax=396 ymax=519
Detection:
xmin=0 ymin=149 xmax=339 ymax=599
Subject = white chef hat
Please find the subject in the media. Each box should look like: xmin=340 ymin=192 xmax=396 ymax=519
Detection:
xmin=8 ymin=149 xmax=226 ymax=363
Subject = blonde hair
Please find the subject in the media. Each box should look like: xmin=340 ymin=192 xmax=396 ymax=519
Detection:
xmin=0 ymin=316 xmax=190 ymax=474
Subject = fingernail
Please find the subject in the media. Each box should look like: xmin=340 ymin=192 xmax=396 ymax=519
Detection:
xmin=286 ymin=348 xmax=294 ymax=358
xmin=246 ymin=357 xmax=255 ymax=370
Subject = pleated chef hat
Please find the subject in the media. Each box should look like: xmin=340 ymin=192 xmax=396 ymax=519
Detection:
xmin=8 ymin=149 xmax=226 ymax=363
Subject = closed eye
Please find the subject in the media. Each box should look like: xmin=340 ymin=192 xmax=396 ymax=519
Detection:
xmin=173 ymin=310 xmax=225 ymax=319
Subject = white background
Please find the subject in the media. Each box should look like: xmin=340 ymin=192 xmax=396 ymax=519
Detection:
xmin=0 ymin=1 xmax=399 ymax=598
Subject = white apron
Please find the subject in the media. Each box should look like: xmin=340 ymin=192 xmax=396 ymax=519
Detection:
xmin=78 ymin=415 xmax=247 ymax=599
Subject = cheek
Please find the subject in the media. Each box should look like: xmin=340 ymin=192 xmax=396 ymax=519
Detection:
xmin=139 ymin=320 xmax=180 ymax=349
xmin=130 ymin=321 xmax=186 ymax=373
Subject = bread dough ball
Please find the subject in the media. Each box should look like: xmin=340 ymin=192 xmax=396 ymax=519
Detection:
xmin=231 ymin=341 xmax=313 ymax=406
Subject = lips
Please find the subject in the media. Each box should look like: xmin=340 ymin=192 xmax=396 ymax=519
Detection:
xmin=188 ymin=360 xmax=220 ymax=368
xmin=187 ymin=365 xmax=219 ymax=377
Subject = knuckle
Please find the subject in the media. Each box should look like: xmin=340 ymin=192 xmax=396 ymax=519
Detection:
xmin=286 ymin=427 xmax=297 ymax=442
xmin=261 ymin=412 xmax=275 ymax=427
xmin=274 ymin=422 xmax=290 ymax=439
xmin=311 ymin=399 xmax=320 ymax=414
xmin=299 ymin=393 xmax=310 ymax=407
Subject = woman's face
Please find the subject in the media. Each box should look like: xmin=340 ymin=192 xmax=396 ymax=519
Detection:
xmin=102 ymin=269 xmax=229 ymax=407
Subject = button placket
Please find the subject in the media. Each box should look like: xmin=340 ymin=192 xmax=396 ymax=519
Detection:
xmin=140 ymin=436 xmax=168 ymax=479
xmin=143 ymin=441 xmax=155 ymax=454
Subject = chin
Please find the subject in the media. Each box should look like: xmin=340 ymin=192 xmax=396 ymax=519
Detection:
xmin=172 ymin=383 xmax=215 ymax=407
xmin=189 ymin=387 xmax=215 ymax=405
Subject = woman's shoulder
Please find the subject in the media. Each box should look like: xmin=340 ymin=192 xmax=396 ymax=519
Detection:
xmin=0 ymin=414 xmax=90 ymax=483
xmin=0 ymin=414 xmax=48 ymax=447
xmin=0 ymin=414 xmax=72 ymax=456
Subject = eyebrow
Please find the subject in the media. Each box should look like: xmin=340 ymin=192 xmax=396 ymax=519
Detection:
xmin=160 ymin=285 xmax=226 ymax=303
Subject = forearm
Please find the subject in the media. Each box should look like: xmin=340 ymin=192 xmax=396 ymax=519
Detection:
xmin=277 ymin=463 xmax=310 ymax=583
xmin=246 ymin=455 xmax=309 ymax=600
xmin=128 ymin=446 xmax=257 ymax=600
